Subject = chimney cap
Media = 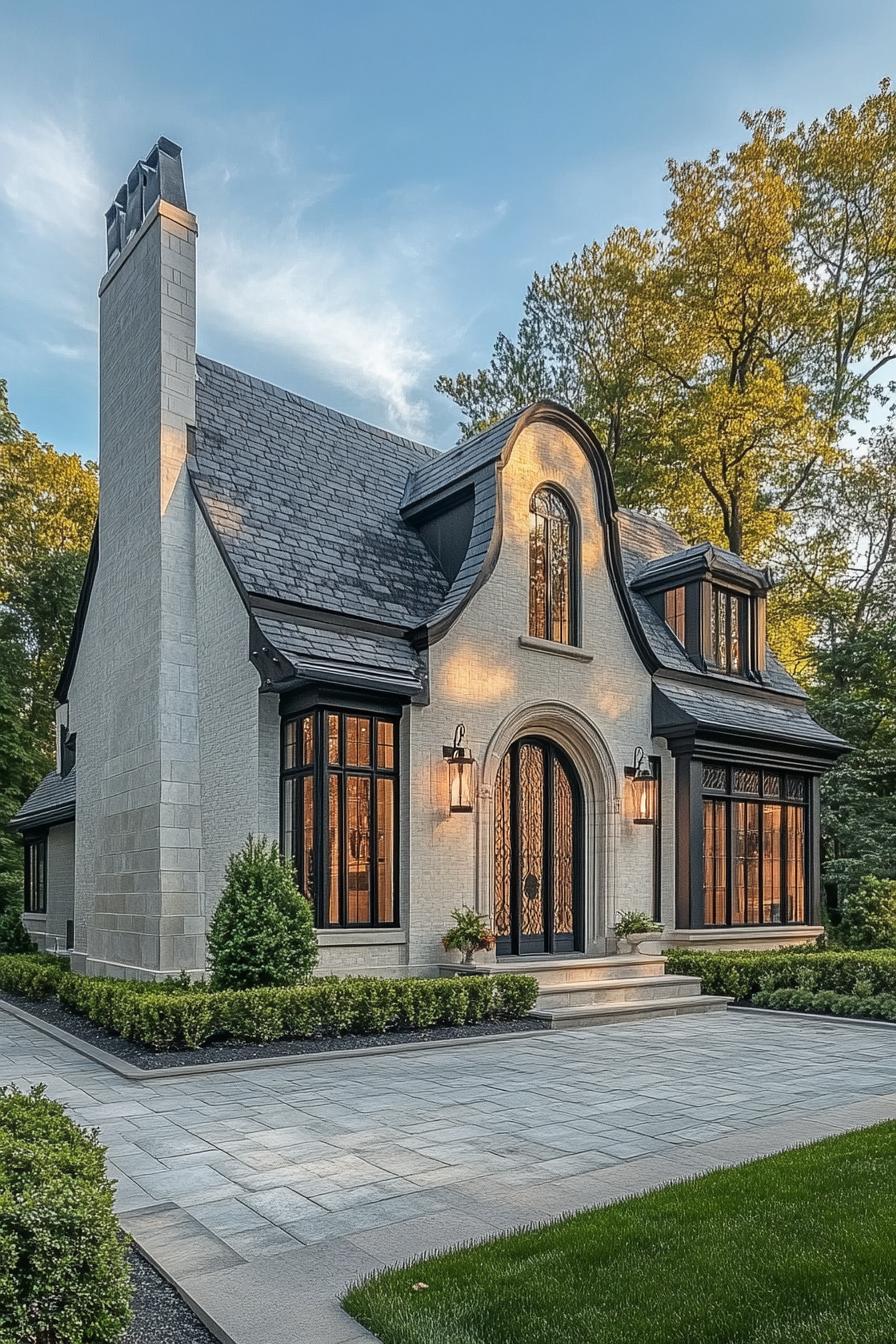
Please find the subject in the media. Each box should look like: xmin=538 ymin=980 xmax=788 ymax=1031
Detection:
xmin=105 ymin=137 xmax=188 ymax=268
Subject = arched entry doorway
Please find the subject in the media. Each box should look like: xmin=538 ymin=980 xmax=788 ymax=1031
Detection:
xmin=494 ymin=736 xmax=584 ymax=956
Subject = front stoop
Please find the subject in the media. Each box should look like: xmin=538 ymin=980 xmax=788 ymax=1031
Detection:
xmin=439 ymin=955 xmax=730 ymax=1028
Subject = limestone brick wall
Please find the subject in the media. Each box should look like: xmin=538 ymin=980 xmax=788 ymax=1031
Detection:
xmin=195 ymin=517 xmax=276 ymax=919
xmin=404 ymin=420 xmax=672 ymax=975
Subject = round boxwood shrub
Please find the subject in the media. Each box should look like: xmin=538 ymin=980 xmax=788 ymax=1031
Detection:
xmin=0 ymin=1084 xmax=132 ymax=1343
xmin=839 ymin=876 xmax=896 ymax=950
xmin=208 ymin=837 xmax=318 ymax=989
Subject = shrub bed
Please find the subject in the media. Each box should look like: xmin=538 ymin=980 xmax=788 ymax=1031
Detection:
xmin=0 ymin=1083 xmax=131 ymax=1343
xmin=0 ymin=955 xmax=539 ymax=1052
xmin=665 ymin=947 xmax=896 ymax=1023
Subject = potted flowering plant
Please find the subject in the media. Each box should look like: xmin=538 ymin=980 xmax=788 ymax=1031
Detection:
xmin=442 ymin=908 xmax=497 ymax=965
xmin=613 ymin=909 xmax=663 ymax=954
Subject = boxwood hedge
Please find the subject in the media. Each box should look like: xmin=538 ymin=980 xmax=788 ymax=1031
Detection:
xmin=0 ymin=1084 xmax=131 ymax=1343
xmin=0 ymin=956 xmax=539 ymax=1052
xmin=665 ymin=947 xmax=896 ymax=1024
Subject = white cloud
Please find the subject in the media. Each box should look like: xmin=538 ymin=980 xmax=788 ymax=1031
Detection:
xmin=0 ymin=115 xmax=103 ymax=243
xmin=202 ymin=225 xmax=434 ymax=437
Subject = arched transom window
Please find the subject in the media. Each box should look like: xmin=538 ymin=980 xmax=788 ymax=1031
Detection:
xmin=528 ymin=486 xmax=576 ymax=644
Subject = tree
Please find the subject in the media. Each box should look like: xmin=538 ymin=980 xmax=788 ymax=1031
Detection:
xmin=436 ymin=228 xmax=679 ymax=509
xmin=0 ymin=380 xmax=97 ymax=911
xmin=438 ymin=127 xmax=831 ymax=562
xmin=208 ymin=837 xmax=318 ymax=989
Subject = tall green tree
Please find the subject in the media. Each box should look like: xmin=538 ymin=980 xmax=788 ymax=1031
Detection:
xmin=0 ymin=380 xmax=97 ymax=908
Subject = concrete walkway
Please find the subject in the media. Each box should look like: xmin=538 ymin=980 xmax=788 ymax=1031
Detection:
xmin=3 ymin=1006 xmax=896 ymax=1344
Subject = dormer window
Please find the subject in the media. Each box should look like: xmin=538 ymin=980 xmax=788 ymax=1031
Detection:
xmin=663 ymin=587 xmax=686 ymax=645
xmin=529 ymin=487 xmax=577 ymax=645
xmin=632 ymin=544 xmax=769 ymax=681
xmin=709 ymin=586 xmax=747 ymax=675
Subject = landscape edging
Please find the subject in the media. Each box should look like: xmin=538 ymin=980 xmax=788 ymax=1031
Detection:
xmin=0 ymin=996 xmax=549 ymax=1079
xmin=729 ymin=1005 xmax=896 ymax=1031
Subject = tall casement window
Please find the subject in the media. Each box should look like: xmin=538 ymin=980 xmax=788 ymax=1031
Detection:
xmin=24 ymin=836 xmax=47 ymax=914
xmin=528 ymin=487 xmax=577 ymax=645
xmin=701 ymin=765 xmax=807 ymax=926
xmin=664 ymin=586 xmax=686 ymax=645
xmin=709 ymin=586 xmax=747 ymax=674
xmin=282 ymin=709 xmax=399 ymax=928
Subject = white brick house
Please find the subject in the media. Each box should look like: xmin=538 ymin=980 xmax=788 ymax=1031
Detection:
xmin=11 ymin=138 xmax=847 ymax=982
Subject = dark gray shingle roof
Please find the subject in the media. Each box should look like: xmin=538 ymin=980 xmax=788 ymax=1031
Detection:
xmin=9 ymin=768 xmax=76 ymax=830
xmin=653 ymin=679 xmax=848 ymax=754
xmin=617 ymin=509 xmax=802 ymax=697
xmin=402 ymin=411 xmax=525 ymax=510
xmin=253 ymin=614 xmax=424 ymax=696
xmin=192 ymin=357 xmax=450 ymax=627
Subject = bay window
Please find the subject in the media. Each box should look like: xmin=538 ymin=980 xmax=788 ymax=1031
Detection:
xmin=701 ymin=764 xmax=807 ymax=926
xmin=282 ymin=708 xmax=399 ymax=928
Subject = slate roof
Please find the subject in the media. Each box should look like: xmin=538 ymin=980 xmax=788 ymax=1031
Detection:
xmin=9 ymin=768 xmax=76 ymax=830
xmin=253 ymin=615 xmax=425 ymax=696
xmin=653 ymin=679 xmax=848 ymax=754
xmin=402 ymin=410 xmax=525 ymax=511
xmin=191 ymin=357 xmax=450 ymax=627
xmin=630 ymin=542 xmax=771 ymax=592
xmin=187 ymin=366 xmax=832 ymax=749
xmin=617 ymin=509 xmax=803 ymax=697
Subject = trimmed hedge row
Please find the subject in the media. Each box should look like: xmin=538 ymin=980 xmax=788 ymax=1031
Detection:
xmin=0 ymin=956 xmax=539 ymax=1052
xmin=0 ymin=1084 xmax=131 ymax=1343
xmin=665 ymin=947 xmax=896 ymax=1021
xmin=753 ymin=986 xmax=896 ymax=1022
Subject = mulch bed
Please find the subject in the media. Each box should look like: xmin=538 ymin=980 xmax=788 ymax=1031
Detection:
xmin=126 ymin=1247 xmax=216 ymax=1343
xmin=0 ymin=989 xmax=547 ymax=1070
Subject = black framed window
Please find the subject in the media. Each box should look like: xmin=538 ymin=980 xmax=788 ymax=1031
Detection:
xmin=281 ymin=709 xmax=399 ymax=928
xmin=701 ymin=764 xmax=807 ymax=926
xmin=24 ymin=836 xmax=47 ymax=914
xmin=664 ymin=586 xmax=686 ymax=645
xmin=528 ymin=486 xmax=577 ymax=645
xmin=709 ymin=586 xmax=748 ymax=674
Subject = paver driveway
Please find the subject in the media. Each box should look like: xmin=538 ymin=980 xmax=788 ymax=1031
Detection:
xmin=3 ymin=1007 xmax=896 ymax=1343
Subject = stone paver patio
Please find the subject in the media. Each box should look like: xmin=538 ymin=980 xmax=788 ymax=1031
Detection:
xmin=3 ymin=1006 xmax=896 ymax=1343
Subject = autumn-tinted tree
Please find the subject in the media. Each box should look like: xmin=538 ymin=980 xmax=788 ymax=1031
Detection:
xmin=0 ymin=380 xmax=97 ymax=909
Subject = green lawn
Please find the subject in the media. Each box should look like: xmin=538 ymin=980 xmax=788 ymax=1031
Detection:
xmin=343 ymin=1123 xmax=896 ymax=1344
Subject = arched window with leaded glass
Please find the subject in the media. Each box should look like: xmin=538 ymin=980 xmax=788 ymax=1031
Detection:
xmin=528 ymin=486 xmax=577 ymax=645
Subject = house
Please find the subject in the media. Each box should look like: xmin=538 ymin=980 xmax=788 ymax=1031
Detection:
xmin=10 ymin=138 xmax=847 ymax=987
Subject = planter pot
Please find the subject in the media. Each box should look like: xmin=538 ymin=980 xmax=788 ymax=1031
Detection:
xmin=620 ymin=930 xmax=662 ymax=955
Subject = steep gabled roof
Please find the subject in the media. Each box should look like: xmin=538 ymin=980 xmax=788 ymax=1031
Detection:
xmin=191 ymin=357 xmax=450 ymax=628
xmin=9 ymin=768 xmax=76 ymax=831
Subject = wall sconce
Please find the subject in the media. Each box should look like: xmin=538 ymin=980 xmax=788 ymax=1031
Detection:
xmin=625 ymin=747 xmax=656 ymax=825
xmin=443 ymin=723 xmax=475 ymax=813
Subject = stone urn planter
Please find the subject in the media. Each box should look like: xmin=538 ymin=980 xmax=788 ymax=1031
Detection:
xmin=618 ymin=929 xmax=663 ymax=954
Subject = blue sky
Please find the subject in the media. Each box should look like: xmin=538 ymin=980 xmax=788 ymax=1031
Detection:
xmin=3 ymin=0 xmax=896 ymax=456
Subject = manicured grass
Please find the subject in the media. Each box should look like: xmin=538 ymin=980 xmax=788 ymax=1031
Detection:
xmin=343 ymin=1123 xmax=896 ymax=1344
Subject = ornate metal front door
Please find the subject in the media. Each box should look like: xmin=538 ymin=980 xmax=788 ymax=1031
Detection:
xmin=494 ymin=737 xmax=583 ymax=955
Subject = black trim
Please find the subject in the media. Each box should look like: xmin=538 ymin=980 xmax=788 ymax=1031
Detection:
xmin=413 ymin=403 xmax=660 ymax=670
xmin=281 ymin=703 xmax=401 ymax=930
xmin=527 ymin=483 xmax=580 ymax=647
xmin=55 ymin=525 xmax=99 ymax=703
xmin=676 ymin=756 xmax=816 ymax=930
xmin=495 ymin=736 xmax=584 ymax=957
xmin=651 ymin=753 xmax=662 ymax=923
xmin=24 ymin=833 xmax=47 ymax=915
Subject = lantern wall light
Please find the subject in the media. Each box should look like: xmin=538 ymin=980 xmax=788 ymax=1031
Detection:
xmin=443 ymin=723 xmax=475 ymax=813
xmin=625 ymin=747 xmax=657 ymax=825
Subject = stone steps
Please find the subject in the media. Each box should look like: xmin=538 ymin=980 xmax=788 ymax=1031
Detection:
xmin=534 ymin=973 xmax=703 ymax=1009
xmin=528 ymin=995 xmax=731 ymax=1029
xmin=443 ymin=954 xmax=667 ymax=986
xmin=439 ymin=953 xmax=730 ymax=1027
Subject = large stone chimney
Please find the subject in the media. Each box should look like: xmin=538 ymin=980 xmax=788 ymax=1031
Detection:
xmin=70 ymin=139 xmax=204 ymax=977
